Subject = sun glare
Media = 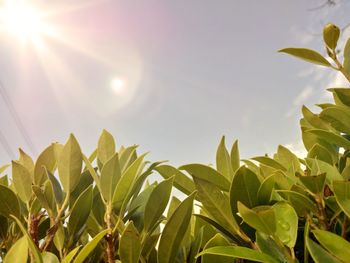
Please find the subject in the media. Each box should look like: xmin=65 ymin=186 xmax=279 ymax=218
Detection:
xmin=0 ymin=2 xmax=49 ymax=42
xmin=111 ymin=77 xmax=127 ymax=94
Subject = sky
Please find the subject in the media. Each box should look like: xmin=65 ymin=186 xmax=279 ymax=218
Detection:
xmin=1 ymin=0 xmax=350 ymax=167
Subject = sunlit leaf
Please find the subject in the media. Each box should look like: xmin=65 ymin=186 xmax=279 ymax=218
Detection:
xmin=97 ymin=129 xmax=116 ymax=165
xmin=279 ymin=48 xmax=331 ymax=67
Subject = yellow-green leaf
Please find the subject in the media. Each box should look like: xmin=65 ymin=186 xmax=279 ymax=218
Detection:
xmin=323 ymin=23 xmax=340 ymax=50
xmin=97 ymin=129 xmax=116 ymax=165
xmin=279 ymin=48 xmax=331 ymax=67
xmin=119 ymin=221 xmax=141 ymax=263
xmin=100 ymin=153 xmax=121 ymax=202
xmin=12 ymin=161 xmax=32 ymax=203
xmin=4 ymin=236 xmax=28 ymax=263
xmin=0 ymin=184 xmax=20 ymax=218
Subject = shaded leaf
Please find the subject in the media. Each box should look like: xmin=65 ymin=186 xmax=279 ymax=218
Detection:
xmin=276 ymin=190 xmax=317 ymax=216
xmin=333 ymin=180 xmax=350 ymax=218
xmin=61 ymin=246 xmax=82 ymax=263
xmin=257 ymin=175 xmax=275 ymax=205
xmin=119 ymin=221 xmax=141 ymax=263
xmin=306 ymin=237 xmax=342 ymax=263
xmin=0 ymin=184 xmax=20 ymax=218
xmin=299 ymin=173 xmax=326 ymax=194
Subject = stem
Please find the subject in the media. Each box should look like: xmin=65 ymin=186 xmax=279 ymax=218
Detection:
xmin=330 ymin=49 xmax=350 ymax=83
xmin=315 ymin=194 xmax=328 ymax=230
xmin=342 ymin=217 xmax=348 ymax=239
xmin=105 ymin=203 xmax=114 ymax=263
xmin=40 ymin=194 xmax=70 ymax=251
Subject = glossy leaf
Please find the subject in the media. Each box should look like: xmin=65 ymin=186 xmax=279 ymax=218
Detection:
xmin=299 ymin=173 xmax=326 ymax=194
xmin=42 ymin=252 xmax=60 ymax=263
xmin=279 ymin=48 xmax=331 ymax=67
xmin=276 ymin=190 xmax=317 ymax=216
xmin=197 ymin=246 xmax=279 ymax=263
xmin=12 ymin=161 xmax=32 ymax=202
xmin=100 ymin=153 xmax=121 ymax=202
xmin=202 ymin=234 xmax=231 ymax=263
xmin=320 ymin=106 xmax=350 ymax=134
xmin=73 ymin=229 xmax=108 ymax=263
xmin=306 ymin=237 xmax=342 ymax=263
xmin=97 ymin=129 xmax=115 ymax=165
xmin=333 ymin=180 xmax=350 ymax=218
xmin=0 ymin=184 xmax=20 ymax=218
xmin=158 ymin=192 xmax=195 ymax=263
xmin=57 ymin=134 xmax=83 ymax=193
xmin=256 ymin=232 xmax=288 ymax=263
xmin=216 ymin=136 xmax=234 ymax=180
xmin=4 ymin=236 xmax=28 ymax=263
xmin=306 ymin=129 xmax=350 ymax=150
xmin=257 ymin=175 xmax=275 ymax=205
xmin=144 ymin=177 xmax=173 ymax=233
xmin=179 ymin=164 xmax=230 ymax=191
xmin=119 ymin=221 xmax=141 ymax=263
xmin=61 ymin=246 xmax=82 ymax=263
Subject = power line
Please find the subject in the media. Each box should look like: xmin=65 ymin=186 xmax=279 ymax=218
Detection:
xmin=0 ymin=79 xmax=37 ymax=156
xmin=0 ymin=129 xmax=15 ymax=159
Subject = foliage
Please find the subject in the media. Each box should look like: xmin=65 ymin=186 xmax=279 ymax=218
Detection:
xmin=1 ymin=23 xmax=350 ymax=262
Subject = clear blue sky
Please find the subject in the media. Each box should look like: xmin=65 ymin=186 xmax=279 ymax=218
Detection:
xmin=0 ymin=0 xmax=350 ymax=166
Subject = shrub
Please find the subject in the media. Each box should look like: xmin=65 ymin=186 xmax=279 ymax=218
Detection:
xmin=1 ymin=23 xmax=350 ymax=262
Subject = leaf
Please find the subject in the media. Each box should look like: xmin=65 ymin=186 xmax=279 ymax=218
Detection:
xmin=112 ymin=154 xmax=146 ymax=214
xmin=299 ymin=173 xmax=326 ymax=194
xmin=194 ymin=177 xmax=240 ymax=236
xmin=307 ymin=129 xmax=350 ymax=150
xmin=4 ymin=236 xmax=28 ymax=263
xmin=306 ymin=237 xmax=342 ymax=263
xmin=313 ymin=230 xmax=350 ymax=262
xmin=230 ymin=140 xmax=240 ymax=173
xmin=333 ymin=181 xmax=350 ymax=218
xmin=18 ymin=148 xmax=34 ymax=177
xmin=155 ymin=165 xmax=195 ymax=196
xmin=197 ymin=246 xmax=279 ymax=263
xmin=42 ymin=252 xmax=60 ymax=263
xmin=73 ymin=229 xmax=108 ymax=263
xmin=252 ymin=156 xmax=286 ymax=171
xmin=320 ymin=106 xmax=350 ymax=134
xmin=82 ymin=154 xmax=100 ymax=191
xmin=10 ymin=215 xmax=43 ymax=263
xmin=188 ymin=227 xmax=203 ymax=263
xmin=0 ymin=184 xmax=20 ymax=218
xmin=0 ymin=164 xmax=9 ymax=175
xmin=144 ymin=177 xmax=173 ymax=233
xmin=68 ymin=185 xmax=93 ymax=243
xmin=273 ymin=202 xmax=298 ymax=248
xmin=11 ymin=161 xmax=32 ymax=203
xmin=307 ymin=144 xmax=334 ymax=165
xmin=306 ymin=158 xmax=343 ymax=183
xmin=237 ymin=202 xmax=276 ymax=235
xmin=157 ymin=192 xmax=196 ymax=263
xmin=276 ymin=190 xmax=317 ymax=216
xmin=344 ymin=38 xmax=350 ymax=75
xmin=119 ymin=145 xmax=138 ymax=172
xmin=57 ymin=134 xmax=83 ymax=193
xmin=279 ymin=48 xmax=331 ymax=67
xmin=46 ymin=170 xmax=64 ymax=205
xmin=34 ymin=143 xmax=59 ymax=185
xmin=329 ymin=88 xmax=350 ymax=107
xmin=256 ymin=232 xmax=288 ymax=263
xmin=202 ymin=234 xmax=231 ymax=263
xmin=97 ymin=129 xmax=115 ymax=165
xmin=119 ymin=221 xmax=141 ymax=263
xmin=100 ymin=153 xmax=121 ymax=202
xmin=230 ymin=166 xmax=260 ymax=215
xmin=179 ymin=164 xmax=230 ymax=191
xmin=61 ymin=246 xmax=82 ymax=263
xmin=257 ymin=175 xmax=275 ymax=205
xmin=216 ymin=136 xmax=234 ymax=180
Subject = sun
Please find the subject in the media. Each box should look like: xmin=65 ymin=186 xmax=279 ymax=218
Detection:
xmin=0 ymin=2 xmax=49 ymax=42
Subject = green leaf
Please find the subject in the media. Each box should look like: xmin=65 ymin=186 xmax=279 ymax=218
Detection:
xmin=34 ymin=143 xmax=59 ymax=185
xmin=323 ymin=23 xmax=340 ymax=50
xmin=4 ymin=236 xmax=28 ymax=263
xmin=306 ymin=158 xmax=343 ymax=183
xmin=276 ymin=145 xmax=301 ymax=172
xmin=144 ymin=177 xmax=173 ymax=233
xmin=344 ymin=38 xmax=350 ymax=75
xmin=237 ymin=202 xmax=276 ymax=235
xmin=32 ymin=183 xmax=55 ymax=216
xmin=119 ymin=145 xmax=138 ymax=172
xmin=257 ymin=175 xmax=275 ymax=205
xmin=112 ymin=154 xmax=146 ymax=214
xmin=100 ymin=153 xmax=121 ymax=202
xmin=10 ymin=215 xmax=43 ymax=263
xmin=97 ymin=129 xmax=116 ymax=165
xmin=313 ymin=230 xmax=350 ymax=262
xmin=256 ymin=232 xmax=288 ymax=263
xmin=333 ymin=181 xmax=350 ymax=218
xmin=197 ymin=246 xmax=279 ymax=263
xmin=273 ymin=202 xmax=298 ymax=248
xmin=230 ymin=166 xmax=260 ymax=214
xmin=82 ymin=154 xmax=100 ymax=191
xmin=0 ymin=184 xmax=20 ymax=218
xmin=158 ymin=192 xmax=196 ymax=263
xmin=119 ymin=221 xmax=141 ymax=263
xmin=279 ymin=48 xmax=331 ymax=67
xmin=61 ymin=246 xmax=82 ymax=263
xmin=46 ymin=170 xmax=64 ymax=205
xmin=307 ymin=129 xmax=350 ymax=150
xmin=155 ymin=165 xmax=195 ymax=196
xmin=179 ymin=164 xmax=230 ymax=191
xmin=216 ymin=136 xmax=234 ymax=180
xmin=230 ymin=140 xmax=240 ymax=173
xmin=188 ymin=227 xmax=203 ymax=263
xmin=307 ymin=144 xmax=334 ymax=165
xmin=299 ymin=173 xmax=326 ymax=194
xmin=73 ymin=229 xmax=108 ymax=263
xmin=11 ymin=161 xmax=32 ymax=203
xmin=329 ymin=88 xmax=350 ymax=107
xmin=194 ymin=177 xmax=240 ymax=236
xmin=18 ymin=148 xmax=34 ymax=177
xmin=0 ymin=164 xmax=9 ymax=175
xmin=202 ymin=234 xmax=231 ymax=263
xmin=320 ymin=106 xmax=350 ymax=134
xmin=57 ymin=134 xmax=83 ymax=193
xmin=306 ymin=237 xmax=342 ymax=263
xmin=252 ymin=156 xmax=286 ymax=171
xmin=276 ymin=190 xmax=317 ymax=216
xmin=68 ymin=185 xmax=93 ymax=242
xmin=42 ymin=252 xmax=60 ymax=263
